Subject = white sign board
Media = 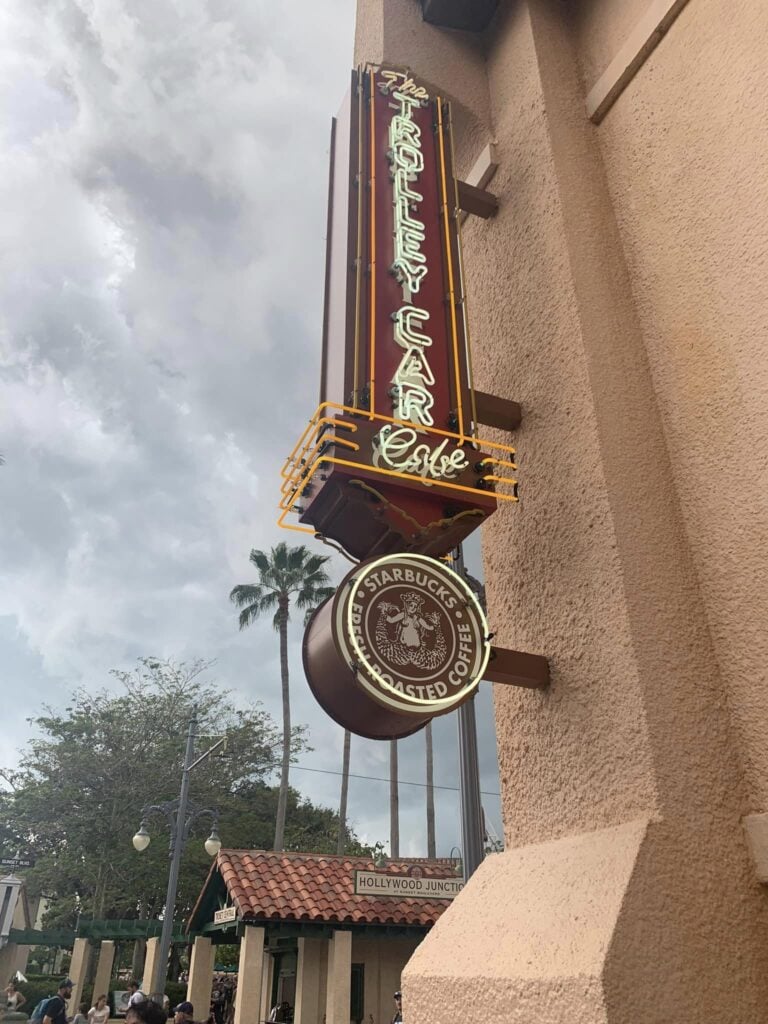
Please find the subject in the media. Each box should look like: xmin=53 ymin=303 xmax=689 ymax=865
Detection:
xmin=354 ymin=871 xmax=462 ymax=900
xmin=214 ymin=906 xmax=237 ymax=924
xmin=113 ymin=992 xmax=129 ymax=1017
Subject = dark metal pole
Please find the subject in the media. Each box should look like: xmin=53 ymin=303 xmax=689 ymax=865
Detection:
xmin=457 ymin=694 xmax=485 ymax=879
xmin=389 ymin=738 xmax=400 ymax=859
xmin=151 ymin=711 xmax=196 ymax=1000
xmin=452 ymin=545 xmax=485 ymax=881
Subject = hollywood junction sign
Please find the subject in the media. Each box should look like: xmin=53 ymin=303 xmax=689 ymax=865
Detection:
xmin=354 ymin=870 xmax=463 ymax=900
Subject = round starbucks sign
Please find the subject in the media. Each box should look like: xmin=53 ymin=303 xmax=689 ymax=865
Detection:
xmin=303 ymin=553 xmax=490 ymax=739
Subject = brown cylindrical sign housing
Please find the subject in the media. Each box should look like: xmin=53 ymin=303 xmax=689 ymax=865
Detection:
xmin=302 ymin=553 xmax=491 ymax=740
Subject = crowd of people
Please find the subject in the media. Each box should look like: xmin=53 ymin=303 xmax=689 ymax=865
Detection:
xmin=5 ymin=975 xmax=404 ymax=1024
xmin=207 ymin=975 xmax=235 ymax=1024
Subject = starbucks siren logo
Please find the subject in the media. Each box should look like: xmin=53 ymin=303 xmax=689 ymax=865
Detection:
xmin=376 ymin=591 xmax=447 ymax=671
xmin=334 ymin=553 xmax=490 ymax=714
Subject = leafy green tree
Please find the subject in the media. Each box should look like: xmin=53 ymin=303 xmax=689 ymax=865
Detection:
xmin=230 ymin=543 xmax=333 ymax=851
xmin=0 ymin=659 xmax=355 ymax=934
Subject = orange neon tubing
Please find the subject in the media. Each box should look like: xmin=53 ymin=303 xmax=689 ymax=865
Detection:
xmin=282 ymin=416 xmax=358 ymax=478
xmin=436 ymin=99 xmax=465 ymax=444
xmin=294 ymin=401 xmax=516 ymax=454
xmin=279 ymin=452 xmax=518 ymax=514
xmin=280 ymin=435 xmax=360 ymax=497
xmin=368 ymin=67 xmax=377 ymax=420
xmin=283 ymin=417 xmax=359 ymax=475
xmin=352 ymin=69 xmax=365 ymax=401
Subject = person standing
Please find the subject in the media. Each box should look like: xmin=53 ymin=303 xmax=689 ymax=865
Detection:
xmin=88 ymin=995 xmax=110 ymax=1024
xmin=211 ymin=981 xmax=224 ymax=1024
xmin=391 ymin=991 xmax=402 ymax=1024
xmin=41 ymin=979 xmax=74 ymax=1024
xmin=127 ymin=983 xmax=146 ymax=1008
xmin=173 ymin=1001 xmax=195 ymax=1024
xmin=4 ymin=981 xmax=26 ymax=1014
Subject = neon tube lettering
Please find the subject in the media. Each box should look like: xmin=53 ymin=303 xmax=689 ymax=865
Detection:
xmin=373 ymin=426 xmax=469 ymax=481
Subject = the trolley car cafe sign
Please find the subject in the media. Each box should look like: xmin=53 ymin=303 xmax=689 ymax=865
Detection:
xmin=355 ymin=870 xmax=463 ymax=900
xmin=279 ymin=66 xmax=518 ymax=561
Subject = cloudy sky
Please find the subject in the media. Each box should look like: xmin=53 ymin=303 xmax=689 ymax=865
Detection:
xmin=0 ymin=0 xmax=502 ymax=858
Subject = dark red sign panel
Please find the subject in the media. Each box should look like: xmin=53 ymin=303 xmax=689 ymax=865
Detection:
xmin=280 ymin=67 xmax=517 ymax=560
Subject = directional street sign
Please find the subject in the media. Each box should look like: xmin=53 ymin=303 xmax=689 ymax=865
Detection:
xmin=0 ymin=857 xmax=35 ymax=869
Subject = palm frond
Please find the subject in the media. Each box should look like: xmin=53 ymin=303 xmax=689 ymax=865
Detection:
xmin=296 ymin=584 xmax=335 ymax=610
xmin=237 ymin=603 xmax=262 ymax=630
xmin=230 ymin=583 xmax=265 ymax=607
xmin=258 ymin=591 xmax=279 ymax=614
xmin=287 ymin=545 xmax=311 ymax=571
xmin=304 ymin=554 xmax=331 ymax=577
xmin=302 ymin=590 xmax=334 ymax=626
xmin=249 ymin=548 xmax=272 ymax=578
xmin=273 ymin=542 xmax=292 ymax=571
xmin=235 ymin=543 xmax=336 ymax=634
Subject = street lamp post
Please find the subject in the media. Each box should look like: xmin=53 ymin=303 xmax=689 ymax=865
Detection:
xmin=132 ymin=711 xmax=224 ymax=1002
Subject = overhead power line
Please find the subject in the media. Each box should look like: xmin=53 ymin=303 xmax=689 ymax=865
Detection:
xmin=289 ymin=761 xmax=500 ymax=798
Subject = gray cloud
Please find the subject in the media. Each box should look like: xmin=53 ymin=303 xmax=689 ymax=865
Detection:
xmin=0 ymin=0 xmax=502 ymax=857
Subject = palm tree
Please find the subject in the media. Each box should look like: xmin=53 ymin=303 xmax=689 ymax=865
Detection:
xmin=230 ymin=542 xmax=332 ymax=851
xmin=390 ymin=739 xmax=400 ymax=858
xmin=300 ymin=594 xmax=352 ymax=857
xmin=425 ymin=721 xmax=436 ymax=857
xmin=337 ymin=729 xmax=352 ymax=855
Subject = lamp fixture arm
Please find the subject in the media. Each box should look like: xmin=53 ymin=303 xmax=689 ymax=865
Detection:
xmin=179 ymin=806 xmax=219 ymax=847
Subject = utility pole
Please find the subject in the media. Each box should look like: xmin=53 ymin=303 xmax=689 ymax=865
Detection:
xmin=390 ymin=738 xmax=400 ymax=859
xmin=452 ymin=545 xmax=485 ymax=881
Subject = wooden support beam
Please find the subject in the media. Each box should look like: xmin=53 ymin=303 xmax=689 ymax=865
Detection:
xmin=474 ymin=390 xmax=522 ymax=431
xmin=457 ymin=179 xmax=498 ymax=219
xmin=485 ymin=646 xmax=550 ymax=690
xmin=586 ymin=0 xmax=692 ymax=123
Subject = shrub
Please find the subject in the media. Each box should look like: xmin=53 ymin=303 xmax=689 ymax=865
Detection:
xmin=164 ymin=982 xmax=186 ymax=1011
xmin=17 ymin=979 xmax=57 ymax=1016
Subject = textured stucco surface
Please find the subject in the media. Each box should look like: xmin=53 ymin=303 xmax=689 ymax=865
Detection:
xmin=572 ymin=0 xmax=768 ymax=815
xmin=354 ymin=0 xmax=492 ymax=174
xmin=572 ymin=0 xmax=655 ymax=85
xmin=353 ymin=0 xmax=768 ymax=1018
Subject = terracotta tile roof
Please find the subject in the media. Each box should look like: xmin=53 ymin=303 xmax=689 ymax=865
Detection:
xmin=214 ymin=849 xmax=459 ymax=929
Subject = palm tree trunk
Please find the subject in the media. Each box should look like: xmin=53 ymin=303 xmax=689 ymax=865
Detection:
xmin=132 ymin=901 xmax=148 ymax=980
xmin=274 ymin=598 xmax=291 ymax=851
xmin=337 ymin=729 xmax=352 ymax=855
xmin=390 ymin=738 xmax=400 ymax=859
xmin=425 ymin=721 xmax=436 ymax=858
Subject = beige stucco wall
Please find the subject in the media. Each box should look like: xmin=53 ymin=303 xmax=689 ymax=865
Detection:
xmin=353 ymin=0 xmax=768 ymax=1020
xmin=571 ymin=0 xmax=768 ymax=815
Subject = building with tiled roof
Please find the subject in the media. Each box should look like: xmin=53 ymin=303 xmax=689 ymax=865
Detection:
xmin=185 ymin=849 xmax=462 ymax=1024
